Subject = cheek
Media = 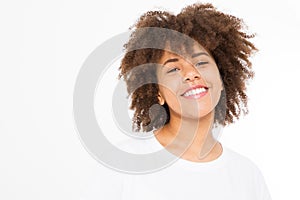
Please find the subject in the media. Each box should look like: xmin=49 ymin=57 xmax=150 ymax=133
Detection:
xmin=164 ymin=90 xmax=183 ymax=115
xmin=157 ymin=75 xmax=181 ymax=95
xmin=200 ymin=67 xmax=223 ymax=87
xmin=158 ymin=80 xmax=181 ymax=107
xmin=159 ymin=85 xmax=179 ymax=102
xmin=200 ymin=68 xmax=223 ymax=105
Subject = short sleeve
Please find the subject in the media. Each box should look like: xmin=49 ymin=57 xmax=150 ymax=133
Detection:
xmin=254 ymin=167 xmax=272 ymax=200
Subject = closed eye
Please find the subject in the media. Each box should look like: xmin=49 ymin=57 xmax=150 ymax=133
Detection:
xmin=195 ymin=61 xmax=209 ymax=67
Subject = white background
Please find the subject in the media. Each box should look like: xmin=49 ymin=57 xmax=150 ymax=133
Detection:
xmin=1 ymin=0 xmax=300 ymax=199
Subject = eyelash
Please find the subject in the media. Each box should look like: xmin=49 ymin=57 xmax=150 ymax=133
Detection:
xmin=167 ymin=67 xmax=180 ymax=73
xmin=195 ymin=61 xmax=209 ymax=67
xmin=166 ymin=61 xmax=209 ymax=73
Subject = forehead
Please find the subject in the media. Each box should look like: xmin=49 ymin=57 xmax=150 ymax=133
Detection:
xmin=160 ymin=43 xmax=209 ymax=61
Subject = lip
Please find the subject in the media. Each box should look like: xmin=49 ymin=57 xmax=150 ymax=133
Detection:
xmin=181 ymin=84 xmax=209 ymax=99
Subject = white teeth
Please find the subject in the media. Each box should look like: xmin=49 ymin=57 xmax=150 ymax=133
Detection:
xmin=183 ymin=88 xmax=207 ymax=97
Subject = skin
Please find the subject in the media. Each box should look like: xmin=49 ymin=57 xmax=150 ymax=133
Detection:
xmin=154 ymin=44 xmax=224 ymax=162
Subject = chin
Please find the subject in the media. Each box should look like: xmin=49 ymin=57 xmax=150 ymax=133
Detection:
xmin=181 ymin=108 xmax=214 ymax=121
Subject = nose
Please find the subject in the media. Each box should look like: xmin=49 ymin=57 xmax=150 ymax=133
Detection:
xmin=182 ymin=64 xmax=201 ymax=82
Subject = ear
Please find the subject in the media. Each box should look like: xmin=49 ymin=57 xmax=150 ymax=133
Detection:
xmin=157 ymin=92 xmax=165 ymax=105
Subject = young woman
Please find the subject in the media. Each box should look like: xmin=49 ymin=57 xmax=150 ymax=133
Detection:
xmin=115 ymin=3 xmax=272 ymax=200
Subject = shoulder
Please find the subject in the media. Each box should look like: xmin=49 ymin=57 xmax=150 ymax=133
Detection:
xmin=222 ymin=146 xmax=272 ymax=199
xmin=223 ymin=147 xmax=259 ymax=171
xmin=222 ymin=146 xmax=265 ymax=177
xmin=223 ymin=146 xmax=259 ymax=167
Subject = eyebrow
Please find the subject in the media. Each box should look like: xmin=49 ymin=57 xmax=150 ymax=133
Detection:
xmin=163 ymin=58 xmax=179 ymax=66
xmin=191 ymin=52 xmax=209 ymax=58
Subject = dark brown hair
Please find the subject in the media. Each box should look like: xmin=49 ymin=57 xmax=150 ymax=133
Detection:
xmin=118 ymin=3 xmax=257 ymax=132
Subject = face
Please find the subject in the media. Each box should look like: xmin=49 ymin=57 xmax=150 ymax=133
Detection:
xmin=156 ymin=44 xmax=223 ymax=120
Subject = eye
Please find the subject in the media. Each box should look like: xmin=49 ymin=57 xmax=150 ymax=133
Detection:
xmin=195 ymin=61 xmax=209 ymax=67
xmin=167 ymin=67 xmax=180 ymax=73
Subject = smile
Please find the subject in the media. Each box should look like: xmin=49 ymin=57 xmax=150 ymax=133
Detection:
xmin=181 ymin=85 xmax=209 ymax=99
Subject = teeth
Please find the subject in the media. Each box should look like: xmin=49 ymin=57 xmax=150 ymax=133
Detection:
xmin=183 ymin=88 xmax=207 ymax=97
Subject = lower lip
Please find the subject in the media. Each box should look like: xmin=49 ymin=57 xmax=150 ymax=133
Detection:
xmin=182 ymin=90 xmax=208 ymax=99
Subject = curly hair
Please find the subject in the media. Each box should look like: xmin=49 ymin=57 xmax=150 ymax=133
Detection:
xmin=118 ymin=3 xmax=257 ymax=132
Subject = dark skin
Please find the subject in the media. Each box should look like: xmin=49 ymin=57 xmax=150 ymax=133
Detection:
xmin=119 ymin=3 xmax=256 ymax=161
xmin=154 ymin=44 xmax=223 ymax=162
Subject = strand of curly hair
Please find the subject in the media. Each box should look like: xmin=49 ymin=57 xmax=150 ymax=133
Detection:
xmin=118 ymin=3 xmax=257 ymax=132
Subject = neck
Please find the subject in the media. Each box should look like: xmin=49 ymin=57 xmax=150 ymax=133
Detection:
xmin=154 ymin=111 xmax=222 ymax=162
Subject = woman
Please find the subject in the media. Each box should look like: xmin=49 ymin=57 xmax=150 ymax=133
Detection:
xmin=115 ymin=3 xmax=272 ymax=200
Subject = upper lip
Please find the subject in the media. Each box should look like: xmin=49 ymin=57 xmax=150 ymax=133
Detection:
xmin=181 ymin=84 xmax=209 ymax=96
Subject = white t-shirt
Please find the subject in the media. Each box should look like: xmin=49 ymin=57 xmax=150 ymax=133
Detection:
xmin=81 ymin=137 xmax=272 ymax=200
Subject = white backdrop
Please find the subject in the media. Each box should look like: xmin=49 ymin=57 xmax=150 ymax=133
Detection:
xmin=1 ymin=0 xmax=300 ymax=199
